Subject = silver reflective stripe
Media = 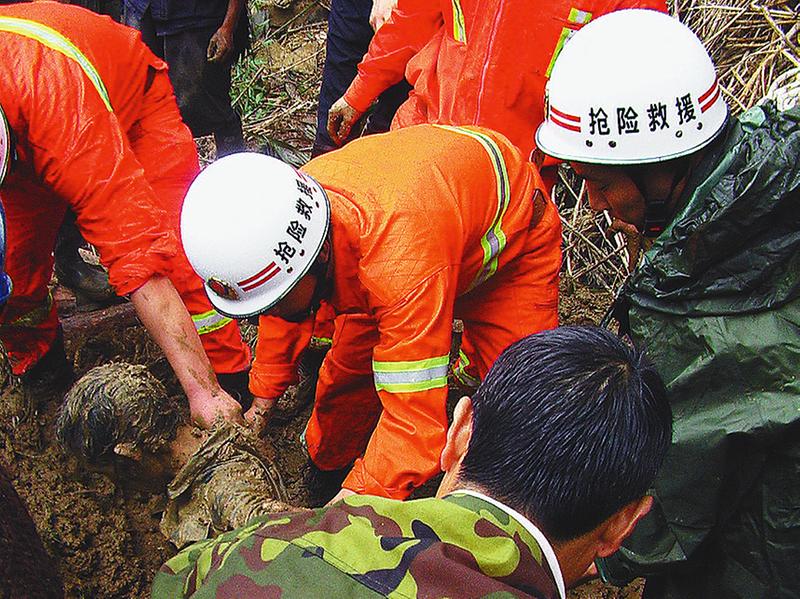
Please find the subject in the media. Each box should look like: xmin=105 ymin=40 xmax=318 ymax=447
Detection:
xmin=373 ymin=355 xmax=450 ymax=393
xmin=191 ymin=309 xmax=232 ymax=335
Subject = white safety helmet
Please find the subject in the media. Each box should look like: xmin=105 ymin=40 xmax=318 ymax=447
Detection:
xmin=181 ymin=153 xmax=330 ymax=318
xmin=536 ymin=9 xmax=728 ymax=165
xmin=0 ymin=103 xmax=11 ymax=186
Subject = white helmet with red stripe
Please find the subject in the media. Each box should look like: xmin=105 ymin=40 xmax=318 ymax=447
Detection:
xmin=181 ymin=152 xmax=330 ymax=318
xmin=536 ymin=9 xmax=728 ymax=165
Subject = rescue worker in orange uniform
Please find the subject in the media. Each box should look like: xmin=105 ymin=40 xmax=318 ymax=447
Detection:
xmin=181 ymin=124 xmax=562 ymax=501
xmin=327 ymin=0 xmax=667 ymax=158
xmin=258 ymin=0 xmax=668 ymax=422
xmin=0 ymin=2 xmax=251 ymax=425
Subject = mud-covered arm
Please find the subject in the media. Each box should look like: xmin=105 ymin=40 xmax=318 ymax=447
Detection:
xmin=13 ymin=55 xmax=240 ymax=425
xmin=343 ymin=0 xmax=443 ymax=112
xmin=343 ymin=268 xmax=456 ymax=499
xmin=207 ymin=0 xmax=245 ymax=63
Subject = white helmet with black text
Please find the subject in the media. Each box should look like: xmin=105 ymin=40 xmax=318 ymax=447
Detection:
xmin=536 ymin=9 xmax=728 ymax=165
xmin=181 ymin=153 xmax=330 ymax=318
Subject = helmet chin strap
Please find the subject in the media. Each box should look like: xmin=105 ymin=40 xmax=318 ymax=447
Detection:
xmin=626 ymin=158 xmax=692 ymax=239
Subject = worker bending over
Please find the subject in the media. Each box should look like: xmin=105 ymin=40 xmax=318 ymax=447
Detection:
xmin=0 ymin=2 xmax=251 ymax=424
xmin=181 ymin=124 xmax=561 ymax=501
xmin=536 ymin=9 xmax=800 ymax=596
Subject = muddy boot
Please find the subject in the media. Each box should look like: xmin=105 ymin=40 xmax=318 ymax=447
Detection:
xmin=305 ymin=460 xmax=352 ymax=508
xmin=54 ymin=212 xmax=117 ymax=308
xmin=217 ymin=370 xmax=253 ymax=412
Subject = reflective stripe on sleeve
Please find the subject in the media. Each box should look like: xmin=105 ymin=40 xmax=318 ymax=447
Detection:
xmin=433 ymin=125 xmax=511 ymax=290
xmin=452 ymin=348 xmax=481 ymax=388
xmin=0 ymin=16 xmax=112 ymax=111
xmin=192 ymin=309 xmax=233 ymax=336
xmin=451 ymin=0 xmax=467 ymax=43
xmin=373 ymin=355 xmax=449 ymax=393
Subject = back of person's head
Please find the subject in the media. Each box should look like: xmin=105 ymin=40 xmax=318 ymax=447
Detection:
xmin=460 ymin=326 xmax=671 ymax=542
xmin=57 ymin=362 xmax=180 ymax=464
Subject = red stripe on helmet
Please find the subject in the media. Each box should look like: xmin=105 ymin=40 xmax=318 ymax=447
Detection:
xmin=239 ymin=262 xmax=278 ymax=286
xmin=698 ymin=78 xmax=718 ymax=104
xmin=700 ymin=86 xmax=720 ymax=113
xmin=550 ymin=106 xmax=581 ymax=123
xmin=551 ymin=114 xmax=582 ymax=133
xmin=241 ymin=264 xmax=281 ymax=291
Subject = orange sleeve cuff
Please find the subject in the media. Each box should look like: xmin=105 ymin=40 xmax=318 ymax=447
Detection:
xmin=249 ymin=359 xmax=299 ymax=399
xmin=343 ymin=75 xmax=380 ymax=114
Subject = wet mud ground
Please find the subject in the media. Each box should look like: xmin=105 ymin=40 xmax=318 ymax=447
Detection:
xmin=3 ymin=280 xmax=645 ymax=598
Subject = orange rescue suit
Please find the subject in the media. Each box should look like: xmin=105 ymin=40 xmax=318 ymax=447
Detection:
xmin=344 ymin=0 xmax=667 ymax=157
xmin=252 ymin=125 xmax=561 ymax=498
xmin=0 ymin=3 xmax=249 ymax=374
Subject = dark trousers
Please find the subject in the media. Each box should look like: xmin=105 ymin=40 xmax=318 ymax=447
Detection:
xmin=123 ymin=8 xmax=245 ymax=156
xmin=313 ymin=0 xmax=411 ymax=157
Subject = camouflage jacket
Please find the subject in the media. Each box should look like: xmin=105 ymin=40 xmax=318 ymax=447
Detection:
xmin=152 ymin=490 xmax=564 ymax=598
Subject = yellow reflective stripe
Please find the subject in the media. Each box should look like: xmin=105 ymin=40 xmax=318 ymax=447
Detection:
xmin=451 ymin=0 xmax=467 ymax=43
xmin=373 ymin=354 xmax=449 ymax=393
xmin=191 ymin=309 xmax=233 ymax=335
xmin=452 ymin=348 xmax=480 ymax=387
xmin=545 ymin=8 xmax=593 ymax=78
xmin=0 ymin=16 xmax=112 ymax=111
xmin=435 ymin=125 xmax=510 ymax=289
xmin=568 ymin=7 xmax=592 ymax=24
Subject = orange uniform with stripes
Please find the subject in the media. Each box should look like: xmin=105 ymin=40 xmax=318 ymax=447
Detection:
xmin=0 ymin=3 xmax=249 ymax=374
xmin=343 ymin=0 xmax=667 ymax=157
xmin=253 ymin=125 xmax=561 ymax=498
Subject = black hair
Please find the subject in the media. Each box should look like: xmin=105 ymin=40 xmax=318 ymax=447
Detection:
xmin=460 ymin=325 xmax=672 ymax=541
xmin=56 ymin=362 xmax=180 ymax=464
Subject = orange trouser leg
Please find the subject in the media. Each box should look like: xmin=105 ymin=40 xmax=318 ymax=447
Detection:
xmin=304 ymin=313 xmax=381 ymax=471
xmin=454 ymin=199 xmax=561 ymax=382
xmin=0 ymin=178 xmax=66 ymax=375
xmin=130 ymin=69 xmax=250 ymax=374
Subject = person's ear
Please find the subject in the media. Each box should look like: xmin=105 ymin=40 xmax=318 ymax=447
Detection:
xmin=113 ymin=442 xmax=143 ymax=462
xmin=594 ymin=495 xmax=653 ymax=558
xmin=440 ymin=396 xmax=473 ymax=473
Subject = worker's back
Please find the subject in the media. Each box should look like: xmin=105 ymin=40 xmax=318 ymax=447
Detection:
xmin=302 ymin=124 xmax=549 ymax=304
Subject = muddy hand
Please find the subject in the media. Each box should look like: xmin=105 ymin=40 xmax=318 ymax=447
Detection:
xmin=207 ymin=26 xmax=234 ymax=63
xmin=190 ymin=391 xmax=244 ymax=429
xmin=606 ymin=217 xmax=643 ymax=271
xmin=244 ymin=397 xmax=277 ymax=436
xmin=327 ymin=97 xmax=362 ymax=146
